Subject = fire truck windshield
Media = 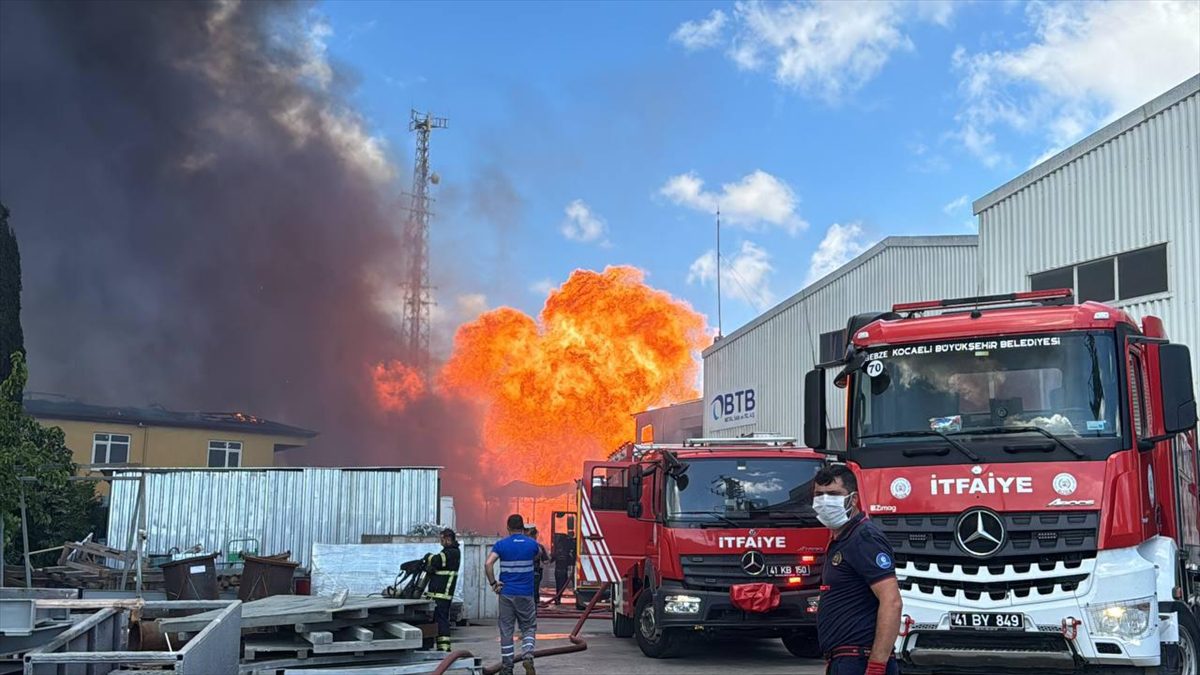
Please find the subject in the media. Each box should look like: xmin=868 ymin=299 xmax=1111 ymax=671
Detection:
xmin=665 ymin=457 xmax=822 ymax=527
xmin=848 ymin=331 xmax=1124 ymax=467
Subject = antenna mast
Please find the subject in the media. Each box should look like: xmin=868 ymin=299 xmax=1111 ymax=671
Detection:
xmin=402 ymin=109 xmax=448 ymax=378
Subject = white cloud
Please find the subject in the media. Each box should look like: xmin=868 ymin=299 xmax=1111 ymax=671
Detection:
xmin=806 ymin=222 xmax=872 ymax=285
xmin=671 ymin=9 xmax=728 ymax=51
xmin=953 ymin=1 xmax=1200 ymax=166
xmin=672 ymin=1 xmax=957 ymax=102
xmin=942 ymin=194 xmax=969 ymax=215
xmin=559 ymin=199 xmax=609 ymax=245
xmin=688 ymin=241 xmax=776 ymax=309
xmin=529 ymin=278 xmax=556 ymax=296
xmin=660 ymin=170 xmax=807 ymax=234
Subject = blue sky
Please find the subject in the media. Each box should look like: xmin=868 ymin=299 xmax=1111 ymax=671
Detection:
xmin=317 ymin=0 xmax=1200 ymax=344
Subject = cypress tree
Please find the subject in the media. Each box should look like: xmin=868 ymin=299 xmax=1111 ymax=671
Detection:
xmin=0 ymin=201 xmax=25 ymax=399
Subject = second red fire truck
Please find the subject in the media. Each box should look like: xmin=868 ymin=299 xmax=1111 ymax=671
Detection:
xmin=574 ymin=437 xmax=830 ymax=658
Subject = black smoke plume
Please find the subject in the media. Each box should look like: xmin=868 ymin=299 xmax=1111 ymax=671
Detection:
xmin=0 ymin=1 xmax=486 ymax=526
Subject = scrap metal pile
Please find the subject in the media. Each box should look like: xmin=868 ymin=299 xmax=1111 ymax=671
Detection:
xmin=1 ymin=592 xmax=481 ymax=675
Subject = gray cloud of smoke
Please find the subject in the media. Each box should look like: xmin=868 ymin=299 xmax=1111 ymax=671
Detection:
xmin=0 ymin=0 xmax=488 ymax=522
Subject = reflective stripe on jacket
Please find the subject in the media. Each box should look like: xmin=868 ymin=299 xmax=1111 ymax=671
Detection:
xmin=424 ymin=544 xmax=461 ymax=600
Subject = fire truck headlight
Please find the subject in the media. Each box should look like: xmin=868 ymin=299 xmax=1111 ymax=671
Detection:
xmin=1086 ymin=597 xmax=1155 ymax=640
xmin=663 ymin=594 xmax=702 ymax=614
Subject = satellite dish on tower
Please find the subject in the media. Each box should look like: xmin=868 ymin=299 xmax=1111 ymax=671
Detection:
xmin=430 ymin=172 xmax=440 ymax=185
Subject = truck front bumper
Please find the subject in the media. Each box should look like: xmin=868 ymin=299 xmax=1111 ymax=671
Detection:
xmin=895 ymin=544 xmax=1174 ymax=674
xmin=654 ymin=581 xmax=819 ymax=633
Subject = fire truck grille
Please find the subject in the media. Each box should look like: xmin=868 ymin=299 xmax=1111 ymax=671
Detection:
xmin=680 ymin=554 xmax=822 ymax=591
xmin=874 ymin=511 xmax=1099 ymax=563
xmin=898 ymin=573 xmax=1089 ymax=602
xmin=876 ymin=511 xmax=1099 ymax=604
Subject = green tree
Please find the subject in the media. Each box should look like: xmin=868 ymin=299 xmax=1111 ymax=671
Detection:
xmin=1 ymin=353 xmax=101 ymax=568
xmin=0 ymin=201 xmax=24 ymax=396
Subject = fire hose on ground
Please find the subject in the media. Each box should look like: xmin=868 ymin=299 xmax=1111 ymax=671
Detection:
xmin=431 ymin=582 xmax=612 ymax=675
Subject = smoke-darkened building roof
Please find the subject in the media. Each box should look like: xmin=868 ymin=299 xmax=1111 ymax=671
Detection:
xmin=24 ymin=395 xmax=318 ymax=439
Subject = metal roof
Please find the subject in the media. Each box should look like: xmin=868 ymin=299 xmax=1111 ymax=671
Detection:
xmin=24 ymin=396 xmax=318 ymax=438
xmin=973 ymin=73 xmax=1200 ymax=215
xmin=702 ymin=235 xmax=979 ymax=357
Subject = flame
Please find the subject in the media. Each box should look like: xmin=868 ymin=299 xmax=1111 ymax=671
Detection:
xmin=372 ymin=360 xmax=427 ymax=413
xmin=440 ymin=266 xmax=709 ymax=486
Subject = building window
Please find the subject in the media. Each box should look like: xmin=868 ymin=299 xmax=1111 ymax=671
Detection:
xmin=819 ymin=330 xmax=846 ymax=363
xmin=1117 ymin=245 xmax=1168 ymax=300
xmin=92 ymin=433 xmax=130 ymax=464
xmin=1030 ymin=267 xmax=1073 ymax=293
xmin=1029 ymin=244 xmax=1167 ymax=302
xmin=1076 ymin=258 xmax=1114 ymax=302
xmin=208 ymin=440 xmax=242 ymax=467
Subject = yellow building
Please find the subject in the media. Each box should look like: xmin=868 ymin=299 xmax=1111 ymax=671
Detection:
xmin=25 ymin=396 xmax=317 ymax=481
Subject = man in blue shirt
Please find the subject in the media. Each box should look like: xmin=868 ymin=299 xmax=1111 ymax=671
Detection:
xmin=485 ymin=514 xmax=540 ymax=675
xmin=813 ymin=465 xmax=902 ymax=675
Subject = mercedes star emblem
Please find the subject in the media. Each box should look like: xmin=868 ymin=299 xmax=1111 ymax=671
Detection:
xmin=956 ymin=509 xmax=1005 ymax=557
xmin=741 ymin=550 xmax=766 ymax=576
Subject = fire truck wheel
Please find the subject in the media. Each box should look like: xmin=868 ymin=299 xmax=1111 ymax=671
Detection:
xmin=1166 ymin=607 xmax=1200 ymax=675
xmin=634 ymin=590 xmax=683 ymax=658
xmin=612 ymin=607 xmax=635 ymax=638
xmin=781 ymin=630 xmax=822 ymax=659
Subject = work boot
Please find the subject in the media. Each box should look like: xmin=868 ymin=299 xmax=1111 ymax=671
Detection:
xmin=522 ymin=657 xmax=536 ymax=675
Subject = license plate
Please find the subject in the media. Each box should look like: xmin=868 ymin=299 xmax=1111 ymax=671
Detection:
xmin=949 ymin=612 xmax=1023 ymax=630
xmin=767 ymin=565 xmax=810 ymax=577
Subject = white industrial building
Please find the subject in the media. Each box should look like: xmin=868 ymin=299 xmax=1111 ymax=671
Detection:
xmin=703 ymin=74 xmax=1199 ymax=440
xmin=703 ymin=235 xmax=979 ymax=445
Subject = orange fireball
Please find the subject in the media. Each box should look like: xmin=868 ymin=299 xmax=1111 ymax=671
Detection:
xmin=373 ymin=360 xmax=426 ymax=414
xmin=440 ymin=266 xmax=709 ymax=487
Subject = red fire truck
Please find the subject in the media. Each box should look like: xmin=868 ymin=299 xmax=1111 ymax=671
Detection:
xmin=574 ymin=436 xmax=830 ymax=658
xmin=804 ymin=289 xmax=1199 ymax=674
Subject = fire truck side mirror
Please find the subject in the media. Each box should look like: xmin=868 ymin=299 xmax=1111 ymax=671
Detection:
xmin=804 ymin=368 xmax=829 ymax=451
xmin=1159 ymin=344 xmax=1197 ymax=434
xmin=626 ymin=471 xmax=644 ymax=519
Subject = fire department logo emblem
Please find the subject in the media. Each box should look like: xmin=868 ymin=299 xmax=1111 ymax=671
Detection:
xmin=890 ymin=478 xmax=911 ymax=499
xmin=831 ymin=552 xmax=843 ymax=566
xmin=956 ymin=509 xmax=1005 ymax=558
xmin=1052 ymin=473 xmax=1077 ymax=496
xmin=741 ymin=550 xmax=766 ymax=576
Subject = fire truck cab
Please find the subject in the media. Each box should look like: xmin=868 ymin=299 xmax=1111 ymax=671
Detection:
xmin=576 ymin=437 xmax=830 ymax=658
xmin=805 ymin=289 xmax=1199 ymax=675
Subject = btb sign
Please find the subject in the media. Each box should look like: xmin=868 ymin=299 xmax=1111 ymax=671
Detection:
xmin=710 ymin=386 xmax=757 ymax=431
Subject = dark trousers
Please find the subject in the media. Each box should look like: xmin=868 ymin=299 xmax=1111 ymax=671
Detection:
xmin=433 ymin=598 xmax=452 ymax=652
xmin=825 ymin=656 xmax=899 ymax=675
xmin=553 ymin=561 xmax=570 ymax=600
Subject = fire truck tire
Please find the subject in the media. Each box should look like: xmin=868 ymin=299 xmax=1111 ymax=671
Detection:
xmin=612 ymin=608 xmax=635 ymax=638
xmin=634 ymin=591 xmax=683 ymax=658
xmin=781 ymin=630 xmax=822 ymax=659
xmin=1163 ymin=606 xmax=1199 ymax=675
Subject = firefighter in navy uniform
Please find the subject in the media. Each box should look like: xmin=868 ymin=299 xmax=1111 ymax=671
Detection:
xmin=423 ymin=528 xmax=461 ymax=653
xmin=812 ymin=465 xmax=903 ymax=675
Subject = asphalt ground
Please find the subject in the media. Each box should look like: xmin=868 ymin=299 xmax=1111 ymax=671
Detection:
xmin=450 ymin=618 xmax=827 ymax=674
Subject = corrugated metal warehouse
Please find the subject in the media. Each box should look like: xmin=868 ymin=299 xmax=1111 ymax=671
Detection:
xmin=108 ymin=467 xmax=441 ymax=569
xmin=702 ymin=74 xmax=1199 ymax=441
xmin=975 ymin=74 xmax=1199 ymax=389
xmin=702 ymin=236 xmax=979 ymax=442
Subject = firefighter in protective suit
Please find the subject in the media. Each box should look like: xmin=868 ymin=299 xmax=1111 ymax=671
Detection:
xmin=423 ymin=528 xmax=461 ymax=652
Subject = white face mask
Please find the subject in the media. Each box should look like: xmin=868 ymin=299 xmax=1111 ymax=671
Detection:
xmin=812 ymin=493 xmax=855 ymax=529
